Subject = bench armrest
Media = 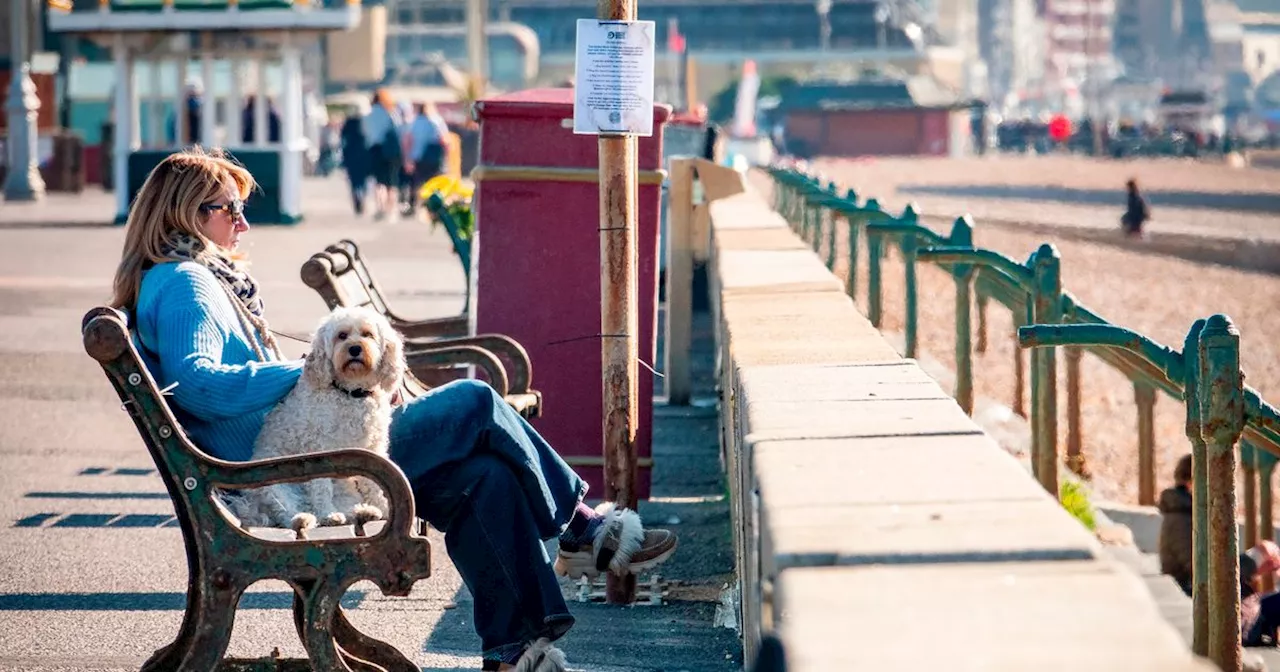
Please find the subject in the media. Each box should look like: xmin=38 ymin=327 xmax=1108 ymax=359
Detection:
xmin=206 ymin=449 xmax=417 ymax=538
xmin=406 ymin=333 xmax=532 ymax=393
xmin=405 ymin=345 xmax=510 ymax=396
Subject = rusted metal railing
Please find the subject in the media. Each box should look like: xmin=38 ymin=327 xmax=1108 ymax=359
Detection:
xmin=768 ymin=164 xmax=1280 ymax=671
xmin=1019 ymin=318 xmax=1280 ymax=671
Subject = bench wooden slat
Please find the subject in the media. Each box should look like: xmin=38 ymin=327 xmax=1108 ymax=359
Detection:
xmin=300 ymin=239 xmax=543 ymax=418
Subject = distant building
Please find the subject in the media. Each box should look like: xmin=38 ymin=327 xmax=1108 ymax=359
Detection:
xmin=1041 ymin=0 xmax=1115 ymax=113
xmin=777 ymin=74 xmax=975 ymax=156
xmin=979 ymin=0 xmax=1046 ymax=111
xmin=383 ymin=0 xmax=961 ymax=102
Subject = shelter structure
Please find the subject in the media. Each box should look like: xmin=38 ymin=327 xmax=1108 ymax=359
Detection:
xmin=46 ymin=0 xmax=361 ymax=223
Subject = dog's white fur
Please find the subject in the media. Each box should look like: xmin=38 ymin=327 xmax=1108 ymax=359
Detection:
xmin=230 ymin=306 xmax=406 ymax=532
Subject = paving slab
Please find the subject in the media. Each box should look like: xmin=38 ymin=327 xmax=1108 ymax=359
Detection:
xmin=716 ymin=249 xmax=843 ymax=295
xmin=713 ymin=227 xmax=812 ymax=252
xmin=774 ymin=561 xmax=1215 ymax=671
xmin=708 ymin=194 xmax=789 ymax=230
xmin=719 ymin=291 xmax=899 ymax=366
xmin=753 ymin=435 xmax=1099 ymax=567
xmin=741 ymin=395 xmax=980 ymax=444
xmin=736 ymin=362 xmax=948 ymax=404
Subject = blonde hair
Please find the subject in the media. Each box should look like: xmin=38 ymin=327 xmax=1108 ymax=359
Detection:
xmin=110 ymin=147 xmax=255 ymax=311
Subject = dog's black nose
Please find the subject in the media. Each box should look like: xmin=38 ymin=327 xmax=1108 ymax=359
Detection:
xmin=348 ymin=344 xmax=363 ymax=357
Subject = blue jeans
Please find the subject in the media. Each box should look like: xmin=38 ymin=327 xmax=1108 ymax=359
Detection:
xmin=387 ymin=380 xmax=587 ymax=663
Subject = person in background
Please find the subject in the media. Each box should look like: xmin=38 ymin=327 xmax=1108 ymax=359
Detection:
xmin=396 ymin=101 xmax=416 ymax=215
xmin=340 ymin=106 xmax=372 ymax=216
xmin=241 ymin=96 xmax=282 ymax=145
xmin=1158 ymin=453 xmax=1193 ymax=596
xmin=363 ymin=90 xmax=401 ymax=221
xmin=168 ymin=81 xmax=203 ymax=145
xmin=1240 ymin=540 xmax=1280 ymax=647
xmin=406 ymin=101 xmax=450 ymax=215
xmin=317 ymin=117 xmax=341 ymax=177
xmin=1121 ymin=178 xmax=1151 ymax=239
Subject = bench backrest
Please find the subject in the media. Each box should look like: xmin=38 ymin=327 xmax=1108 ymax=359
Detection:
xmin=299 ymin=239 xmax=394 ymax=317
xmin=81 ymin=307 xmax=218 ymax=556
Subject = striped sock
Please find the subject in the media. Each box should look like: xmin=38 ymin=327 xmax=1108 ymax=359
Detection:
xmin=559 ymin=501 xmax=601 ymax=548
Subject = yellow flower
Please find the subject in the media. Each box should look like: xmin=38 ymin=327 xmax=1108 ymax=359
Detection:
xmin=420 ymin=175 xmax=474 ymax=202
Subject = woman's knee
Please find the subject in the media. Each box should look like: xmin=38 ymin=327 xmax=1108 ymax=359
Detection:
xmin=439 ymin=379 xmax=502 ymax=421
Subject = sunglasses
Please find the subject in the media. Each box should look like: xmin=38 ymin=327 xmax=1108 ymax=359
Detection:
xmin=200 ymin=199 xmax=245 ymax=218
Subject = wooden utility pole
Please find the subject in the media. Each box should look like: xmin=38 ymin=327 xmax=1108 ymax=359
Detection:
xmin=466 ymin=0 xmax=489 ymax=97
xmin=598 ymin=0 xmax=640 ymax=605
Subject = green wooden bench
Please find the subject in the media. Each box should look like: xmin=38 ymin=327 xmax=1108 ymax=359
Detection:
xmin=82 ymin=306 xmax=432 ymax=672
xmin=300 ymin=239 xmax=542 ymax=418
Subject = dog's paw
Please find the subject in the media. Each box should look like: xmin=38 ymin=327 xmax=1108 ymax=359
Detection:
xmin=322 ymin=512 xmax=348 ymax=527
xmin=353 ymin=503 xmax=384 ymax=524
xmin=291 ymin=512 xmax=318 ymax=538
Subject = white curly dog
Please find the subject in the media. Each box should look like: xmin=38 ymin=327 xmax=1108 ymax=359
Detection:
xmin=229 ymin=306 xmax=406 ymax=534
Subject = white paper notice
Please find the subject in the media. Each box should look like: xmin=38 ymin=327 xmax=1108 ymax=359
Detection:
xmin=572 ymin=19 xmax=656 ymax=136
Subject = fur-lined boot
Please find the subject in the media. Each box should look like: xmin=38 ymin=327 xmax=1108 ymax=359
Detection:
xmin=513 ymin=638 xmax=569 ymax=672
xmin=555 ymin=502 xmax=647 ymax=578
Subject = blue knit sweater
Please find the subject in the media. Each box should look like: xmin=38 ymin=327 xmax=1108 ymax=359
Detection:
xmin=135 ymin=261 xmax=304 ymax=461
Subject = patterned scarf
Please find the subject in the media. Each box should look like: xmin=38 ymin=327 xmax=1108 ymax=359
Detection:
xmin=160 ymin=231 xmax=280 ymax=359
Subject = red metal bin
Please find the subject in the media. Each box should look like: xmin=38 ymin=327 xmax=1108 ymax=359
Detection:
xmin=472 ymin=88 xmax=670 ymax=500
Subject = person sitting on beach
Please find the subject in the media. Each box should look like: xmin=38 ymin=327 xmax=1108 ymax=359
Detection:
xmin=1158 ymin=453 xmax=1194 ymax=596
xmin=1121 ymin=178 xmax=1150 ymax=239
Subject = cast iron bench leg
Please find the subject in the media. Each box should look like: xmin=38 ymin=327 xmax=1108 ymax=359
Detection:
xmin=297 ymin=580 xmax=355 ymax=672
xmin=161 ymin=581 xmax=244 ymax=671
xmin=293 ymin=592 xmax=414 ymax=672
xmin=335 ymin=606 xmax=420 ymax=672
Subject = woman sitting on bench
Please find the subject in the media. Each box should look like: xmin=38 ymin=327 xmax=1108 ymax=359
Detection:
xmin=108 ymin=148 xmax=678 ymax=671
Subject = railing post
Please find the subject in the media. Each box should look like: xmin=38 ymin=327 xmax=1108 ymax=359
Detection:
xmin=844 ymin=189 xmax=859 ymax=302
xmin=947 ymin=216 xmax=975 ymax=415
xmin=1065 ymin=347 xmax=1086 ymax=477
xmin=1135 ymin=382 xmax=1157 ymax=505
xmin=1013 ymin=309 xmax=1027 ymax=418
xmin=1261 ymin=451 xmax=1277 ymax=594
xmin=804 ymin=179 xmax=821 ymax=250
xmin=1243 ymin=440 xmax=1259 ymax=551
xmin=866 ymin=199 xmax=884 ymax=329
xmin=975 ymin=293 xmax=989 ymax=353
xmin=900 ymin=205 xmax=921 ymax=360
xmin=1029 ymin=244 xmax=1063 ymax=494
xmin=796 ymin=179 xmax=809 ymax=238
xmin=824 ymin=183 xmax=839 ymax=271
xmin=793 ymin=177 xmax=807 ymax=228
xmin=1184 ymin=319 xmax=1209 ymax=658
xmin=1199 ymin=314 xmax=1244 ymax=672
xmin=783 ymin=176 xmax=797 ymax=226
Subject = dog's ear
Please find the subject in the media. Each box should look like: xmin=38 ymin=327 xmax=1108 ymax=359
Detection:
xmin=373 ymin=315 xmax=406 ymax=395
xmin=304 ymin=318 xmax=335 ymax=389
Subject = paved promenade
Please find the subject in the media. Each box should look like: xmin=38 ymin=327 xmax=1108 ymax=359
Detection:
xmin=0 ymin=176 xmax=740 ymax=671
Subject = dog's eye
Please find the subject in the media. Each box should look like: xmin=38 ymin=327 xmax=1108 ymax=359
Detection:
xmin=336 ymin=331 xmax=348 ymax=341
xmin=361 ymin=331 xmax=373 ymax=339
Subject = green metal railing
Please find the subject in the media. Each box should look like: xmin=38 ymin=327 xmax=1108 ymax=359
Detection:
xmin=767 ymin=165 xmax=1280 ymax=671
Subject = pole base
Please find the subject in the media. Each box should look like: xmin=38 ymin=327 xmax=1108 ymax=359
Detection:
xmin=3 ymin=170 xmax=47 ymax=202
